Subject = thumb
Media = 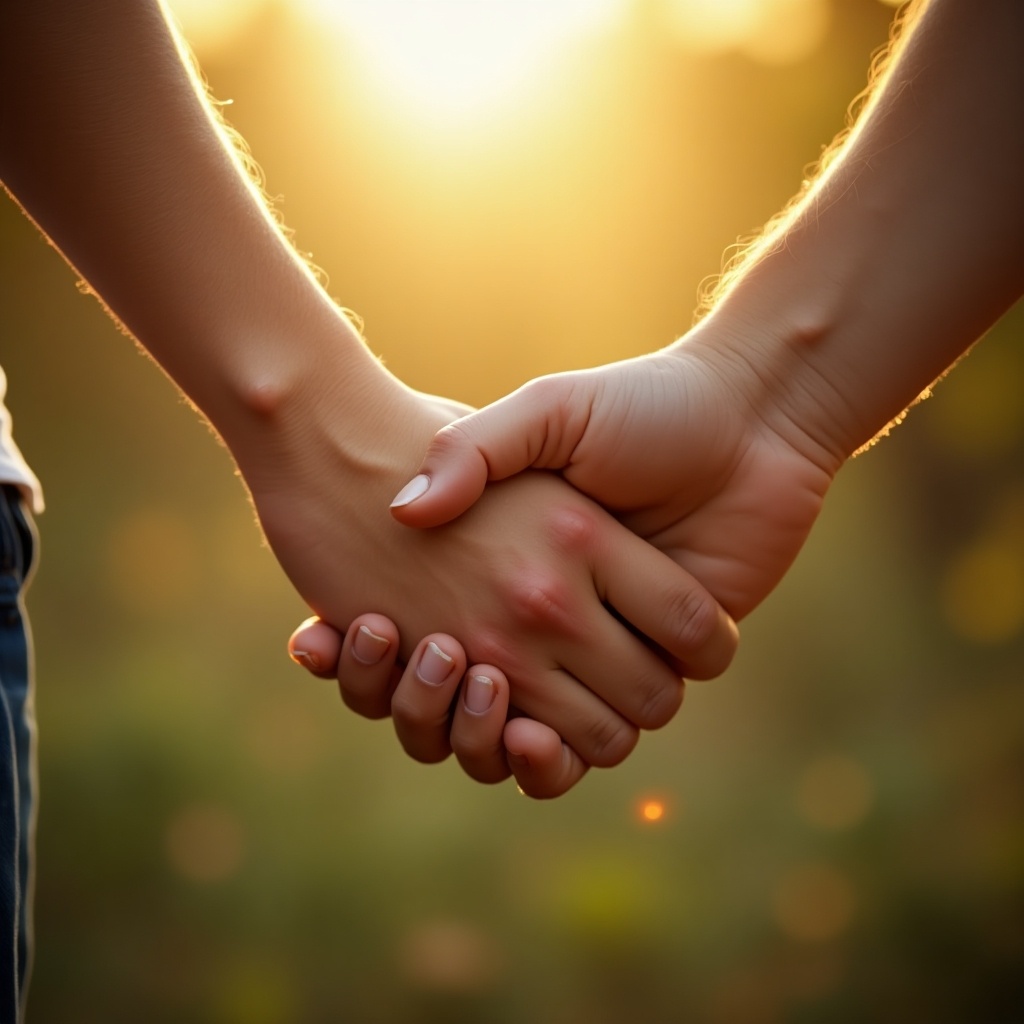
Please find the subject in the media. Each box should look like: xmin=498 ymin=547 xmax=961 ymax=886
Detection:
xmin=391 ymin=377 xmax=578 ymax=527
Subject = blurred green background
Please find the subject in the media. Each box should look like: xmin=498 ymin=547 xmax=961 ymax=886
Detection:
xmin=1 ymin=0 xmax=1022 ymax=1021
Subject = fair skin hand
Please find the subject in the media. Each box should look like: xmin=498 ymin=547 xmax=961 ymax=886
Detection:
xmin=393 ymin=337 xmax=833 ymax=623
xmin=289 ymin=616 xmax=585 ymax=799
xmin=1 ymin=0 xmax=737 ymax=792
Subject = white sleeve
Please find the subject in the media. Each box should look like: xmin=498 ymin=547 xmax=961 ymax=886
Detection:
xmin=0 ymin=366 xmax=44 ymax=514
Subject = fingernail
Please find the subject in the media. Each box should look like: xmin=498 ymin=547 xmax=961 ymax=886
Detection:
xmin=417 ymin=641 xmax=453 ymax=685
xmin=289 ymin=650 xmax=320 ymax=672
xmin=390 ymin=474 xmax=430 ymax=509
xmin=352 ymin=625 xmax=390 ymax=665
xmin=464 ymin=674 xmax=495 ymax=714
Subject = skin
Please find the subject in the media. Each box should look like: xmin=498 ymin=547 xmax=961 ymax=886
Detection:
xmin=290 ymin=615 xmax=587 ymax=798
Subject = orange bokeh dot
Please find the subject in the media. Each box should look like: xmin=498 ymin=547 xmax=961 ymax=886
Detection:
xmin=639 ymin=799 xmax=666 ymax=823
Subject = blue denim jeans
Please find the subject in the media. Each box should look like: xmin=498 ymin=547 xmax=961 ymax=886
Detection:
xmin=0 ymin=486 xmax=36 ymax=1024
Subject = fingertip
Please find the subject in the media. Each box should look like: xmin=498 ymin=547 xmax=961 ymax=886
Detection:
xmin=389 ymin=473 xmax=431 ymax=511
xmin=504 ymin=718 xmax=588 ymax=799
xmin=288 ymin=616 xmax=343 ymax=679
xmin=336 ymin=613 xmax=403 ymax=720
xmin=449 ymin=665 xmax=513 ymax=784
xmin=391 ymin=634 xmax=468 ymax=763
xmin=461 ymin=668 xmax=504 ymax=717
xmin=412 ymin=636 xmax=465 ymax=687
xmin=389 ymin=431 xmax=492 ymax=529
xmin=388 ymin=483 xmax=445 ymax=528
xmin=685 ymin=606 xmax=741 ymax=681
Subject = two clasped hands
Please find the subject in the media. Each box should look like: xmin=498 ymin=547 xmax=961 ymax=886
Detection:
xmin=6 ymin=0 xmax=1018 ymax=804
xmin=283 ymin=316 xmax=833 ymax=800
xmin=278 ymin=0 xmax=1024 ymax=798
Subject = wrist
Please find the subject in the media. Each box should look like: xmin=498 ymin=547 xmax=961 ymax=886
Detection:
xmin=671 ymin=289 xmax=856 ymax=482
xmin=213 ymin=313 xmax=435 ymax=505
xmin=677 ymin=177 xmax=948 ymax=477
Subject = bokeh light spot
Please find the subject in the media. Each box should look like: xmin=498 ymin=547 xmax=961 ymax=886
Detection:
xmin=741 ymin=0 xmax=830 ymax=66
xmin=641 ymin=799 xmax=665 ymax=822
xmin=664 ymin=0 xmax=829 ymax=64
xmin=397 ymin=919 xmax=504 ymax=993
xmin=941 ymin=539 xmax=1024 ymax=645
xmin=772 ymin=862 xmax=856 ymax=942
xmin=665 ymin=0 xmax=763 ymax=51
xmin=104 ymin=507 xmax=201 ymax=616
xmin=165 ymin=802 xmax=246 ymax=884
xmin=636 ymin=795 xmax=672 ymax=824
xmin=551 ymin=853 xmax=664 ymax=942
xmin=214 ymin=959 xmax=296 ymax=1024
xmin=796 ymin=754 xmax=873 ymax=831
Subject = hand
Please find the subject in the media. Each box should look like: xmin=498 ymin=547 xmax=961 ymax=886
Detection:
xmin=244 ymin=374 xmax=737 ymax=770
xmin=289 ymin=614 xmax=592 ymax=799
xmin=389 ymin=321 xmax=839 ymax=621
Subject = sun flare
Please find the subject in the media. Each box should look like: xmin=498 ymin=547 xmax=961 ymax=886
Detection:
xmin=298 ymin=0 xmax=625 ymax=120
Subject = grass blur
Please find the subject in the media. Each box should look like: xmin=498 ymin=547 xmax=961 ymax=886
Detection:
xmin=1 ymin=0 xmax=1021 ymax=1021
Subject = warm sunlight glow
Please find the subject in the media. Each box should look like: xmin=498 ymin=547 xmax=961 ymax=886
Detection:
xmin=665 ymin=0 xmax=829 ymax=65
xmin=666 ymin=0 xmax=764 ymax=51
xmin=163 ymin=0 xmax=263 ymax=54
xmin=941 ymin=538 xmax=1024 ymax=644
xmin=298 ymin=0 xmax=625 ymax=120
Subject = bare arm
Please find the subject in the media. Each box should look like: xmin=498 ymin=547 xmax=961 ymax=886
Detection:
xmin=706 ymin=0 xmax=1024 ymax=468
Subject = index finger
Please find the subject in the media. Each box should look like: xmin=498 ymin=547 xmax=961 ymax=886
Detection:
xmin=591 ymin=521 xmax=739 ymax=681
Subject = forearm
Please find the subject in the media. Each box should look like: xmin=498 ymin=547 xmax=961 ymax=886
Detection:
xmin=681 ymin=0 xmax=1024 ymax=472
xmin=0 ymin=0 xmax=400 ymax=485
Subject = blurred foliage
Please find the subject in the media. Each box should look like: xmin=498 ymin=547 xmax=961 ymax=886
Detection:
xmin=0 ymin=0 xmax=1021 ymax=1021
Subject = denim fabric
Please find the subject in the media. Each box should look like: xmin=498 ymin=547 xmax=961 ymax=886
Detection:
xmin=0 ymin=485 xmax=37 ymax=1024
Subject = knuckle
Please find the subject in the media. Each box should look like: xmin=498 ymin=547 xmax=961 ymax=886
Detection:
xmin=523 ymin=375 xmax=557 ymax=402
xmin=339 ymin=688 xmax=391 ymax=721
xmin=505 ymin=572 xmax=578 ymax=635
xmin=543 ymin=505 xmax=598 ymax=553
xmin=634 ymin=671 xmax=685 ymax=730
xmin=663 ymin=585 xmax=719 ymax=656
xmin=428 ymin=422 xmax=468 ymax=459
xmin=453 ymin=745 xmax=509 ymax=784
xmin=466 ymin=631 xmax=515 ymax=671
xmin=390 ymin=691 xmax=444 ymax=738
xmin=391 ymin=708 xmax=452 ymax=765
xmin=510 ymin=374 xmax=551 ymax=409
xmin=579 ymin=715 xmax=639 ymax=769
xmin=451 ymin=733 xmax=489 ymax=762
xmin=406 ymin=745 xmax=452 ymax=766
